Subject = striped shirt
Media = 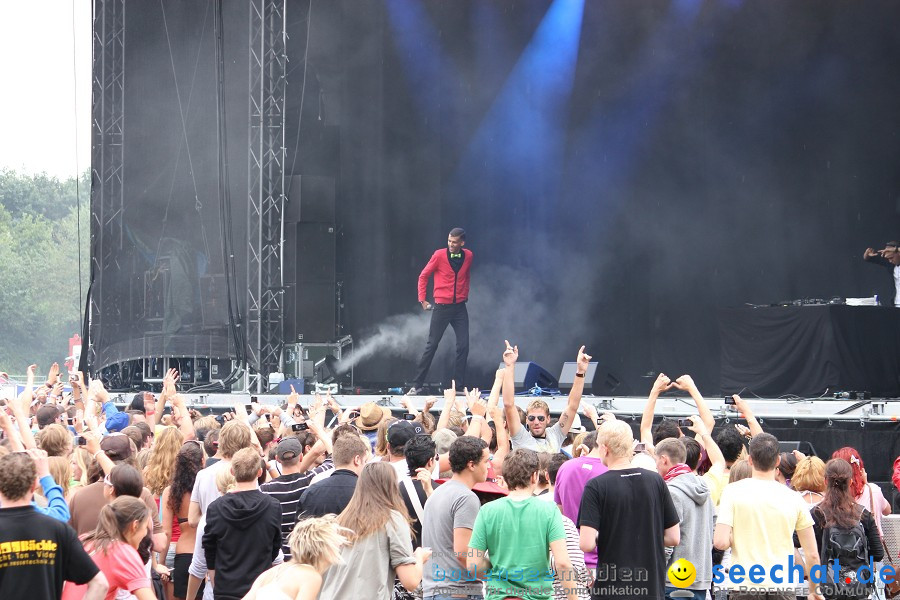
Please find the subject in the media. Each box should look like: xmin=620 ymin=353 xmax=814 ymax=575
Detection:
xmin=260 ymin=459 xmax=333 ymax=558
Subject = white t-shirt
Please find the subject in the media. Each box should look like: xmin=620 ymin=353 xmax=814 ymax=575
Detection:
xmin=510 ymin=422 xmax=565 ymax=452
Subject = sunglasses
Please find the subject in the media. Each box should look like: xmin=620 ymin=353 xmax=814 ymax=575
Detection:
xmin=527 ymin=415 xmax=546 ymax=422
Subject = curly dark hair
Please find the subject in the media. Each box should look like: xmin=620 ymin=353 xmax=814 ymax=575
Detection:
xmin=168 ymin=442 xmax=204 ymax=515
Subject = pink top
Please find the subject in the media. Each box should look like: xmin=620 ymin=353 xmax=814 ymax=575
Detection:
xmin=61 ymin=541 xmax=150 ymax=600
xmin=857 ymin=482 xmax=890 ymax=536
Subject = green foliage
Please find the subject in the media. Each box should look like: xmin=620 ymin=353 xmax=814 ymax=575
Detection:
xmin=0 ymin=170 xmax=90 ymax=374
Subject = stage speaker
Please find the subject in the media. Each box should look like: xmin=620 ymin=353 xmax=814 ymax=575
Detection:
xmin=496 ymin=362 xmax=558 ymax=392
xmin=558 ymin=362 xmax=626 ymax=395
xmin=285 ymin=175 xmax=335 ymax=223
xmin=284 ymin=221 xmax=336 ymax=342
xmin=295 ymin=222 xmax=335 ymax=283
xmin=290 ymin=282 xmax=335 ymax=342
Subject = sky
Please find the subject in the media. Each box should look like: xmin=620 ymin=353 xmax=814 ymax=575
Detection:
xmin=0 ymin=2 xmax=92 ymax=180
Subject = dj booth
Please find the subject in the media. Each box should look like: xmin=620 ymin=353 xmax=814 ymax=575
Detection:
xmin=718 ymin=305 xmax=900 ymax=398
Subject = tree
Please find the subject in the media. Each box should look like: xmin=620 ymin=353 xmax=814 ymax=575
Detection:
xmin=0 ymin=170 xmax=89 ymax=374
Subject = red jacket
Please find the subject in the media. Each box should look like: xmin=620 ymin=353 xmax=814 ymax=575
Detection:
xmin=418 ymin=248 xmax=473 ymax=304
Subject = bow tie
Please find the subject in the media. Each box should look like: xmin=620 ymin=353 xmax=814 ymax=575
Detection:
xmin=450 ymin=253 xmax=462 ymax=258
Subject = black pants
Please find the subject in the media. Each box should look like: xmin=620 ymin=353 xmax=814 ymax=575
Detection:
xmin=414 ymin=302 xmax=469 ymax=388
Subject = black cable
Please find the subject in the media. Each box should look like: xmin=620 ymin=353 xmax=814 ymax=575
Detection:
xmin=214 ymin=0 xmax=246 ymax=370
xmin=287 ymin=0 xmax=313 ymax=181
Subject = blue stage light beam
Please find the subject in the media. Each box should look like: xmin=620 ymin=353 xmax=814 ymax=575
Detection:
xmin=563 ymin=0 xmax=723 ymax=235
xmin=384 ymin=0 xmax=459 ymax=133
xmin=451 ymin=0 xmax=585 ymax=228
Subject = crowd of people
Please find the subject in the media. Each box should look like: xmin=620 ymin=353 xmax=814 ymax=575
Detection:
xmin=0 ymin=347 xmax=897 ymax=600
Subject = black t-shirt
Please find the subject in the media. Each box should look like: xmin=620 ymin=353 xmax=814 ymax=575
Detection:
xmin=578 ymin=468 xmax=679 ymax=600
xmin=0 ymin=506 xmax=99 ymax=600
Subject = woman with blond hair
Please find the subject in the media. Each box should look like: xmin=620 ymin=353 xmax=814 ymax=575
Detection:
xmin=144 ymin=427 xmax=185 ymax=499
xmin=47 ymin=456 xmax=72 ymax=500
xmin=70 ymin=447 xmax=94 ymax=494
xmin=244 ymin=516 xmax=349 ymax=600
xmin=318 ymin=462 xmax=431 ymax=600
xmin=61 ymin=496 xmax=155 ymax=600
xmin=792 ymin=456 xmax=826 ymax=506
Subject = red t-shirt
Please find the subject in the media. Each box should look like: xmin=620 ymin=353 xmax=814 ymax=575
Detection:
xmin=61 ymin=541 xmax=150 ymax=600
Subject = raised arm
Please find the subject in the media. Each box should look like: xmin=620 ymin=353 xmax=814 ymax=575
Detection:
xmin=83 ymin=431 xmax=115 ymax=476
xmin=731 ymin=395 xmax=763 ymax=437
xmin=501 ymin=342 xmax=521 ymax=438
xmin=436 ymin=382 xmax=456 ymax=432
xmin=489 ymin=404 xmax=509 ymax=475
xmin=687 ymin=415 xmax=725 ymax=473
xmin=640 ymin=373 xmax=672 ymax=449
xmin=171 ymin=395 xmax=196 ymax=441
xmin=486 ymin=369 xmax=503 ymax=413
xmin=672 ymin=375 xmax=714 ymax=434
xmin=558 ymin=346 xmax=591 ymax=436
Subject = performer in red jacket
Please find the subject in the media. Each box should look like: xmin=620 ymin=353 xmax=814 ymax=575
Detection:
xmin=411 ymin=227 xmax=472 ymax=393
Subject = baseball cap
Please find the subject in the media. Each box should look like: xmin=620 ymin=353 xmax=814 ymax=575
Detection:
xmin=36 ymin=405 xmax=63 ymax=428
xmin=100 ymin=433 xmax=135 ymax=462
xmin=276 ymin=437 xmax=304 ymax=461
xmin=105 ymin=411 xmax=130 ymax=433
xmin=387 ymin=420 xmax=426 ymax=450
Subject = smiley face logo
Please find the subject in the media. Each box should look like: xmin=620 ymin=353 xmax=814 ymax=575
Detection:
xmin=667 ymin=558 xmax=697 ymax=589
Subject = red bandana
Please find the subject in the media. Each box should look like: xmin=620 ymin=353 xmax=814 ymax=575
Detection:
xmin=663 ymin=463 xmax=692 ymax=482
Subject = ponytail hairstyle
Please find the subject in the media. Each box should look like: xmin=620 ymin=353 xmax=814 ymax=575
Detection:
xmin=831 ymin=447 xmax=866 ymax=499
xmin=819 ymin=458 xmax=862 ymax=529
xmin=82 ymin=496 xmax=149 ymax=555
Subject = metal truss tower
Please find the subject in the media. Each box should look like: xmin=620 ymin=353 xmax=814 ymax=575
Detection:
xmin=246 ymin=0 xmax=287 ymax=391
xmin=88 ymin=0 xmax=125 ymax=372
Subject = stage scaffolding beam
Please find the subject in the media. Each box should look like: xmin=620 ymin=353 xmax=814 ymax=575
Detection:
xmin=88 ymin=0 xmax=125 ymax=374
xmin=246 ymin=0 xmax=287 ymax=392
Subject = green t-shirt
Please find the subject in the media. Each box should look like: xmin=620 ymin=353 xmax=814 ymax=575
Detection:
xmin=469 ymin=495 xmax=566 ymax=600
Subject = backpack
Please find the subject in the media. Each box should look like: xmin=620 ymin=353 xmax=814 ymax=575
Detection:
xmin=818 ymin=506 xmax=873 ymax=600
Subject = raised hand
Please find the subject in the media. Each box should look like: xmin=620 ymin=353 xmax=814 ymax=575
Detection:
xmin=575 ymin=345 xmax=592 ymax=374
xmin=685 ymin=414 xmax=708 ymax=437
xmin=580 ymin=401 xmax=599 ymax=425
xmin=651 ymin=373 xmax=673 ymax=395
xmin=47 ymin=362 xmax=60 ymax=386
xmin=470 ymin=396 xmax=488 ymax=418
xmin=671 ymin=375 xmax=697 ymax=392
xmin=464 ymin=387 xmax=481 ymax=411
xmin=26 ymin=364 xmax=38 ymax=391
xmin=502 ymin=340 xmax=518 ymax=367
xmin=89 ymin=379 xmax=110 ymax=405
xmin=443 ymin=380 xmax=456 ymax=403
xmin=422 ymin=396 xmax=437 ymax=413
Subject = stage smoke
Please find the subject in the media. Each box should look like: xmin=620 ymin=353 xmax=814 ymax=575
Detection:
xmin=335 ymin=311 xmax=432 ymax=373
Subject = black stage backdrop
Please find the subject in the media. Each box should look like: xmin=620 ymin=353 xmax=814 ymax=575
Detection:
xmin=307 ymin=1 xmax=900 ymax=392
xmin=98 ymin=1 xmax=900 ymax=393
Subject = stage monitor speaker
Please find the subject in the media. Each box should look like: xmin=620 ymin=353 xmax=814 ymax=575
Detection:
xmin=497 ymin=362 xmax=558 ymax=392
xmin=558 ymin=362 xmax=625 ymax=395
xmin=285 ymin=175 xmax=335 ymax=223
